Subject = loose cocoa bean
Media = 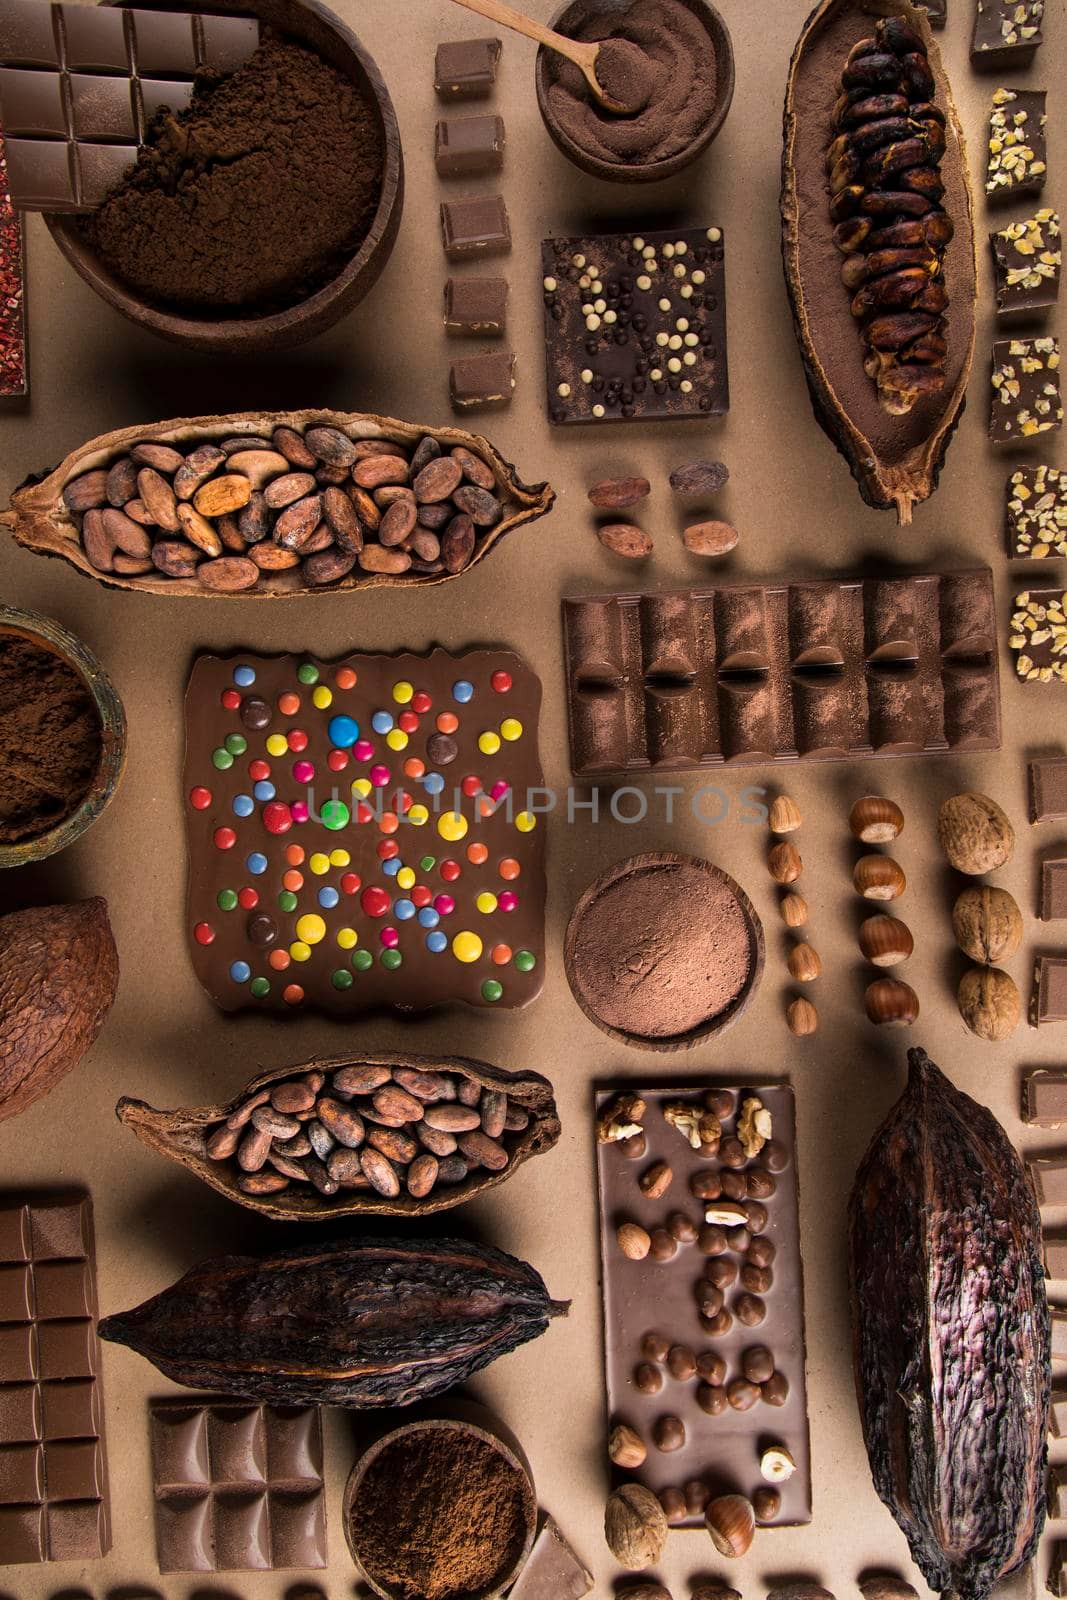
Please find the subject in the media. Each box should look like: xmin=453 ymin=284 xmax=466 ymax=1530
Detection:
xmin=373 ymin=1084 xmax=426 ymax=1124
xmin=358 ymin=546 xmax=411 ymax=574
xmin=272 ymin=426 xmax=317 ymax=468
xmin=394 ymin=1068 xmax=454 ymax=1102
xmin=417 ymin=502 xmax=451 ymax=530
xmin=424 ymin=1104 xmax=481 ymax=1133
xmin=176 ymin=502 xmax=223 ymax=557
xmin=265 ymin=471 xmax=317 ymax=509
xmin=360 ymin=1145 xmax=401 ymax=1197
xmin=101 ymin=507 xmax=152 ymax=559
xmin=352 ymin=455 xmax=410 ymax=489
xmin=316 ymin=1098 xmax=365 ymax=1148
xmin=368 ymin=1128 xmax=419 ymax=1163
xmin=669 ymin=460 xmax=729 ymax=495
xmin=437 ymin=1154 xmax=470 ymax=1184
xmin=407 ymin=1152 xmax=439 ymax=1197
xmin=451 ymin=445 xmax=496 ymax=490
xmin=274 ymin=494 xmax=323 ymax=549
xmin=683 ymin=520 xmax=738 ymax=556
xmin=239 ymin=1171 xmax=289 ymax=1195
xmin=226 ymin=1090 xmax=272 ymax=1130
xmin=322 ymin=486 xmax=364 ymax=552
xmin=305 ymin=426 xmax=359 ymax=467
xmin=137 ymin=467 xmax=180 ymax=530
xmin=106 ymin=457 xmax=139 ymax=506
xmin=379 ymin=499 xmax=418 ymax=546
xmin=587 ymin=476 xmax=651 ymax=509
xmin=458 ymin=1129 xmax=509 ymax=1171
xmin=251 ymin=1106 xmax=301 ymax=1139
xmin=452 ymin=485 xmax=502 ymax=526
xmin=237 ymin=492 xmax=270 ymax=544
xmin=441 ymin=513 xmax=476 ymax=573
xmin=333 ymin=1064 xmax=392 ymax=1094
xmin=414 ymin=457 xmax=463 ymax=503
xmin=112 ymin=553 xmax=154 ymax=575
xmin=252 ymin=543 xmax=301 ymax=571
xmin=196 ymin=556 xmax=260 ymax=592
xmin=597 ymin=522 xmax=653 ymax=559
xmin=63 ymin=470 xmax=109 ymax=512
xmin=326 ymin=1147 xmax=364 ymax=1183
xmin=304 ymin=549 xmax=356 ymax=586
xmin=223 ymin=449 xmax=290 ymax=487
xmin=480 ymin=1090 xmax=507 ymax=1139
xmin=82 ymin=509 xmax=116 ymax=572
xmin=418 ymin=1123 xmax=458 ymax=1157
xmin=173 ymin=444 xmax=226 ymax=499
xmin=152 ymin=540 xmax=201 ymax=579
xmin=132 ymin=441 xmax=184 ymax=474
xmin=238 ymin=1126 xmax=273 ymax=1172
xmin=194 ymin=474 xmax=252 ymax=518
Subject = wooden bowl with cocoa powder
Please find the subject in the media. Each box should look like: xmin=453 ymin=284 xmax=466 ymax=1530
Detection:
xmin=45 ymin=0 xmax=403 ymax=353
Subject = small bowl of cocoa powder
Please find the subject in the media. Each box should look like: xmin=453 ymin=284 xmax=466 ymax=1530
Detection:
xmin=0 ymin=607 xmax=126 ymax=868
xmin=344 ymin=1411 xmax=537 ymax=1600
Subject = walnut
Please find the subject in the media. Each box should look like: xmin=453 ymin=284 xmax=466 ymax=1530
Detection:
xmin=597 ymin=1093 xmax=647 ymax=1144
xmin=737 ymin=1096 xmax=773 ymax=1158
xmin=604 ymin=1483 xmax=667 ymax=1569
xmin=664 ymin=1100 xmax=720 ymax=1151
xmin=937 ymin=792 xmax=1015 ymax=875
xmin=952 ymin=886 xmax=1024 ymax=965
xmin=958 ymin=966 xmax=1021 ymax=1042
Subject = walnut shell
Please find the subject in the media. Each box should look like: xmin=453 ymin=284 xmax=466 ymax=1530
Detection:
xmin=952 ymin=886 xmax=1024 ymax=964
xmin=958 ymin=966 xmax=1021 ymax=1042
xmin=605 ymin=1483 xmax=668 ymax=1570
xmin=0 ymin=899 xmax=118 ymax=1124
xmin=937 ymin=793 xmax=1015 ymax=875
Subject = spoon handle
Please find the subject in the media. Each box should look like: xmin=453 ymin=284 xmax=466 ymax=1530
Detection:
xmin=447 ymin=0 xmax=593 ymax=61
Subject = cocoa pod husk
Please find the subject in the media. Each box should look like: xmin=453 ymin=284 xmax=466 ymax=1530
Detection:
xmin=0 ymin=899 xmax=119 ymax=1124
xmin=848 ymin=1047 xmax=1049 ymax=1600
xmin=98 ymin=1233 xmax=569 ymax=1407
xmin=116 ymin=1051 xmax=560 ymax=1220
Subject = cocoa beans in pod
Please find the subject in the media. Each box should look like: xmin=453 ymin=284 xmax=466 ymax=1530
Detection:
xmin=848 ymin=1046 xmax=1049 ymax=1600
xmin=98 ymin=1234 xmax=569 ymax=1407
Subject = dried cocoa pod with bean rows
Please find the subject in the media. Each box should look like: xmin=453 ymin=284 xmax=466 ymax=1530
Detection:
xmin=827 ymin=15 xmax=952 ymax=415
xmin=116 ymin=1052 xmax=560 ymax=1220
xmin=1 ymin=410 xmax=554 ymax=597
xmin=98 ymin=1234 xmax=569 ymax=1408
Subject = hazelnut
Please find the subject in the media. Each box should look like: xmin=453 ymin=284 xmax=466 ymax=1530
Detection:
xmin=719 ymin=1136 xmax=747 ymax=1168
xmin=787 ymin=942 xmax=822 ymax=982
xmin=621 ymin=1130 xmax=648 ymax=1159
xmin=617 ymin=1586 xmax=673 ymax=1600
xmin=741 ymin=1263 xmax=773 ymax=1293
xmin=605 ymin=1483 xmax=668 ymax=1569
xmin=685 ymin=1478 xmax=710 ymax=1516
xmin=763 ymin=1139 xmax=789 ymax=1172
xmin=697 ymin=1381 xmax=728 ymax=1415
xmin=652 ymin=1414 xmax=686 ymax=1452
xmin=760 ymin=1444 xmax=797 ymax=1482
xmin=698 ymin=1224 xmax=727 ymax=1255
xmin=690 ymin=1171 xmax=721 ymax=1201
xmin=744 ymin=1200 xmax=769 ymax=1232
xmin=666 ymin=1344 xmax=697 ymax=1381
xmin=696 ymin=1283 xmax=724 ymax=1318
xmin=701 ymin=1308 xmax=734 ymax=1337
xmin=649 ymin=1228 xmax=678 ymax=1261
xmin=727 ymin=1377 xmax=761 ymax=1410
xmin=769 ymin=840 xmax=803 ymax=884
xmin=737 ymin=1094 xmax=773 ymax=1157
xmin=696 ymin=1350 xmax=726 ymax=1384
xmin=720 ymin=1170 xmax=747 ymax=1200
xmin=704 ymin=1088 xmax=735 ymax=1119
xmin=704 ymin=1200 xmax=749 ymax=1228
xmin=735 ymin=1292 xmax=766 ymax=1326
xmin=705 ymin=1493 xmax=755 ymax=1559
xmin=849 ymin=795 xmax=905 ymax=843
xmin=618 ymin=1222 xmax=652 ymax=1260
xmin=952 ymin=885 xmax=1024 ymax=964
xmin=668 ymin=1212 xmax=698 ymax=1245
xmin=692 ymin=1587 xmax=742 ymax=1600
xmin=958 ymin=965 xmax=1021 ymax=1041
xmin=658 ymin=1486 xmax=687 ymax=1525
xmin=761 ymin=1370 xmax=790 ymax=1405
xmin=639 ymin=1160 xmax=674 ymax=1199
xmin=609 ymin=1421 xmax=647 ymax=1469
xmin=742 ymin=1344 xmax=775 ymax=1383
xmin=780 ymin=891 xmax=809 ymax=927
xmin=858 ymin=914 xmax=914 ymax=968
xmin=598 ymin=1093 xmax=647 ymax=1142
xmin=937 ymin=791 xmax=1015 ymax=875
xmin=641 ymin=1331 xmax=670 ymax=1363
xmin=747 ymin=1236 xmax=776 ymax=1268
xmin=726 ymin=1224 xmax=753 ymax=1252
xmin=705 ymin=1257 xmax=737 ymax=1289
xmin=787 ymin=996 xmax=819 ymax=1035
xmin=769 ymin=794 xmax=803 ymax=834
xmin=747 ymin=1168 xmax=776 ymax=1199
xmin=854 ymin=854 xmax=907 ymax=900
xmin=752 ymin=1486 xmax=782 ymax=1522
xmin=634 ymin=1362 xmax=664 ymax=1395
xmin=865 ymin=977 xmax=920 ymax=1026
xmin=859 ymin=1579 xmax=919 ymax=1600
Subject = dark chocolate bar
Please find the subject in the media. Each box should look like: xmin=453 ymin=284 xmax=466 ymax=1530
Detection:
xmin=1054 ymin=1307 xmax=1067 ymax=1357
xmin=562 ymin=571 xmax=1001 ymax=776
xmin=595 ymin=1084 xmax=810 ymax=1529
xmin=918 ymin=0 xmax=947 ymax=24
xmin=972 ymin=0 xmax=1043 ymax=67
xmin=1033 ymin=957 xmax=1067 ymax=1025
xmin=1045 ymin=1236 xmax=1067 ymax=1278
xmin=992 ymin=339 xmax=1062 ymax=446
xmin=150 ymin=1399 xmax=325 ymax=1572
xmin=508 ymin=1517 xmax=592 ymax=1599
xmin=435 ymin=113 xmax=504 ymax=177
xmin=986 ymin=89 xmax=1047 ymax=203
xmin=0 ymin=129 xmax=27 ymax=399
xmin=440 ymin=194 xmax=510 ymax=259
xmin=450 ymin=350 xmax=515 ymax=410
xmin=1043 ymin=858 xmax=1067 ymax=920
xmin=1052 ymin=1388 xmax=1067 ymax=1435
xmin=991 ymin=210 xmax=1060 ymax=318
xmin=1024 ymin=1069 xmax=1067 ymax=1126
xmin=1030 ymin=1152 xmax=1067 ymax=1202
xmin=1031 ymin=757 xmax=1067 ymax=821
xmin=444 ymin=276 xmax=508 ymax=336
xmin=1050 ymin=1541 xmax=1067 ymax=1597
xmin=1010 ymin=587 xmax=1067 ymax=683
xmin=0 ymin=1195 xmax=109 ymax=1564
xmin=434 ymin=37 xmax=501 ymax=98
xmin=1009 ymin=466 xmax=1067 ymax=559
xmin=542 ymin=226 xmax=727 ymax=425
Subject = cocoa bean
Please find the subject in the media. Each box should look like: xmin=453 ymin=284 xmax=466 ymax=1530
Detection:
xmin=452 ymin=485 xmax=502 ymax=526
xmin=137 ymin=468 xmax=180 ymax=531
xmin=360 ymin=1146 xmax=401 ymax=1197
xmin=305 ymin=1156 xmax=339 ymax=1195
xmin=379 ymin=499 xmax=418 ymax=546
xmin=272 ymin=426 xmax=317 ymax=468
xmin=451 ymin=445 xmax=496 ymax=490
xmin=233 ymin=492 xmax=268 ymax=544
xmin=358 ymin=546 xmax=411 ymax=574
xmin=316 ymin=1098 xmax=365 ymax=1147
xmin=112 ymin=553 xmax=154 ymax=575
xmin=305 ymin=426 xmax=359 ymax=467
xmin=368 ymin=1128 xmax=419 ymax=1164
xmin=269 ymin=1151 xmax=311 ymax=1182
xmin=264 ymin=471 xmax=317 ymax=509
xmin=349 ymin=487 xmax=381 ymax=528
xmin=274 ymin=494 xmax=323 ymax=549
xmin=132 ymin=441 xmax=184 ymax=474
xmin=322 ymin=486 xmax=364 ymax=552
xmin=669 ymin=460 xmax=730 ymax=495
xmin=458 ymin=1129 xmax=509 ymax=1171
xmin=441 ymin=514 xmax=476 ymax=573
xmin=411 ymin=531 xmax=441 ymax=563
xmin=251 ymin=543 xmax=301 ymax=571
xmin=63 ymin=470 xmax=109 ymax=512
xmin=504 ymin=1105 xmax=530 ymax=1132
xmin=123 ymin=498 xmax=154 ymax=524
xmin=407 ymin=1153 xmax=439 ymax=1197
xmin=238 ymin=1126 xmax=273 ymax=1172
xmin=194 ymin=475 xmax=252 ymax=518
xmin=303 ymin=1071 xmax=325 ymax=1092
xmin=458 ymin=1079 xmax=483 ymax=1108
xmin=218 ymin=515 xmax=246 ymax=552
xmin=394 ymin=1068 xmax=454 ymax=1102
xmin=353 ymin=438 xmax=407 ymax=459
xmin=220 ymin=435 xmax=272 ymax=454
xmin=372 ymin=1084 xmax=426 ymax=1124
xmin=206 ymin=1125 xmax=240 ymax=1159
xmin=410 ymin=558 xmax=446 ymax=575
xmin=316 ymin=461 xmax=352 ymax=485
xmin=102 ymin=507 xmax=152 ymax=559
xmin=226 ymin=1090 xmax=272 ymax=1130
xmin=333 ymin=1064 xmax=393 ymax=1094
xmin=352 ymin=455 xmax=410 ymax=489
xmin=223 ymin=449 xmax=289 ymax=488
xmin=417 ymin=503 xmax=451 ymax=530
xmin=106 ymin=457 xmax=139 ymax=506
xmin=437 ymin=1154 xmax=470 ymax=1185
xmin=413 ymin=457 xmax=463 ymax=503
xmin=304 ymin=549 xmax=356 ymax=585
xmin=173 ymin=444 xmax=226 ymax=499
xmin=307 ymin=1121 xmax=335 ymax=1160
xmin=251 ymin=1106 xmax=301 ymax=1139
xmin=480 ymin=1090 xmax=507 ymax=1139
xmin=406 ymin=435 xmax=438 ymax=475
xmin=326 ymin=1147 xmax=364 ymax=1183
xmin=375 ymin=485 xmax=416 ymax=508
xmin=82 ymin=509 xmax=116 ymax=572
xmin=418 ymin=1123 xmax=458 ymax=1157
xmin=302 ymin=523 xmax=335 ymax=555
xmin=196 ymin=556 xmax=260 ymax=592
xmin=152 ymin=539 xmax=201 ymax=579
xmin=597 ymin=523 xmax=653 ymax=559
xmin=176 ymin=502 xmax=223 ymax=557
xmin=424 ymin=1104 xmax=481 ymax=1133
xmin=587 ymin=476 xmax=651 ymax=509
xmin=239 ymin=1171 xmax=289 ymax=1195
xmin=683 ymin=520 xmax=738 ymax=556
xmin=278 ymin=1133 xmax=312 ymax=1158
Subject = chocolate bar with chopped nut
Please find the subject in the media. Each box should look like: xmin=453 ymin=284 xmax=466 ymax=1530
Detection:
xmin=449 ymin=350 xmax=515 ymax=410
xmin=1009 ymin=586 xmax=1067 ymax=682
xmin=990 ymin=337 xmax=1061 ymax=445
xmin=986 ymin=88 xmax=1047 ymax=202
xmin=444 ymin=276 xmax=508 ymax=336
xmin=1007 ymin=464 xmax=1067 ymax=558
xmin=991 ymin=209 xmax=1060 ymax=318
xmin=434 ymin=36 xmax=500 ymax=98
xmin=972 ymin=0 xmax=1043 ymax=68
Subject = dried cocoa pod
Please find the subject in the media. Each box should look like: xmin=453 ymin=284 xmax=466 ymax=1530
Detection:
xmin=98 ymin=1234 xmax=569 ymax=1407
xmin=849 ymin=1047 xmax=1049 ymax=1600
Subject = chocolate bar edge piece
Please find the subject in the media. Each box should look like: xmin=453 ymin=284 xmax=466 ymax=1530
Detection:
xmin=450 ymin=350 xmax=515 ymax=410
xmin=434 ymin=113 xmax=505 ymax=178
xmin=1042 ymin=858 xmax=1067 ymax=921
xmin=1024 ymin=1069 xmax=1067 ymax=1126
xmin=443 ymin=276 xmax=508 ymax=336
xmin=440 ymin=194 xmax=511 ymax=259
xmin=434 ymin=36 xmax=501 ymax=99
xmin=507 ymin=1516 xmax=593 ymax=1600
xmin=1031 ymin=758 xmax=1067 ymax=823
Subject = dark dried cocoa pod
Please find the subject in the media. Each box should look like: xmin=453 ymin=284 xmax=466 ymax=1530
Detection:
xmin=862 ymin=136 xmax=929 ymax=184
xmin=899 ymin=165 xmax=944 ymax=201
xmin=900 ymin=50 xmax=934 ymax=98
xmin=849 ymin=1048 xmax=1049 ymax=1600
xmin=98 ymin=1234 xmax=569 ymax=1407
xmin=922 ymin=211 xmax=954 ymax=247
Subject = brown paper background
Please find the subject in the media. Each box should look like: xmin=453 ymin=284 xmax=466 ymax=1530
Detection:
xmin=0 ymin=0 xmax=1064 ymax=1594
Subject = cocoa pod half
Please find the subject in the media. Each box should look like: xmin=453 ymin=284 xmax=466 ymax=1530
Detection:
xmin=848 ymin=1047 xmax=1049 ymax=1600
xmin=0 ymin=899 xmax=119 ymax=1124
xmin=98 ymin=1235 xmax=569 ymax=1407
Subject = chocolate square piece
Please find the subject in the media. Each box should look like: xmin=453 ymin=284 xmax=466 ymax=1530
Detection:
xmin=2 ymin=136 xmax=76 ymax=210
xmin=1010 ymin=586 xmax=1067 ymax=682
xmin=986 ymin=89 xmax=1047 ymax=201
xmin=435 ymin=113 xmax=505 ymax=177
xmin=75 ymin=141 xmax=139 ymax=208
xmin=0 ymin=1196 xmax=109 ymax=1564
xmin=1043 ymin=857 xmax=1067 ymax=919
xmin=434 ymin=37 xmax=501 ymax=98
xmin=61 ymin=5 xmax=130 ymax=72
xmin=973 ymin=0 xmax=1043 ymax=67
xmin=0 ymin=67 xmax=66 ymax=136
xmin=508 ymin=1517 xmax=592 ymax=1599
xmin=1023 ymin=1068 xmax=1067 ymax=1125
xmin=69 ymin=74 xmax=138 ymax=143
xmin=450 ymin=350 xmax=515 ymax=410
xmin=1009 ymin=465 xmax=1067 ymax=558
xmin=542 ymin=226 xmax=728 ymax=425
xmin=440 ymin=193 xmax=510 ymax=258
xmin=150 ymin=1400 xmax=326 ymax=1572
xmin=1052 ymin=1389 xmax=1067 ymax=1435
xmin=595 ymin=1084 xmax=811 ymax=1526
xmin=125 ymin=9 xmax=198 ymax=75
xmin=1033 ymin=956 xmax=1067 ymax=1023
xmin=1031 ymin=756 xmax=1067 ymax=820
xmin=991 ymin=338 xmax=1061 ymax=444
xmin=0 ymin=1 xmax=60 ymax=68
xmin=991 ymin=209 xmax=1060 ymax=318
xmin=139 ymin=77 xmax=196 ymax=124
xmin=184 ymin=650 xmax=545 ymax=1016
xmin=199 ymin=14 xmax=261 ymax=72
xmin=1029 ymin=1151 xmax=1067 ymax=1200
xmin=444 ymin=276 xmax=508 ymax=335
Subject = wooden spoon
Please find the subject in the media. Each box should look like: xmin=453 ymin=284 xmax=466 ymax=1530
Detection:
xmin=448 ymin=0 xmax=636 ymax=111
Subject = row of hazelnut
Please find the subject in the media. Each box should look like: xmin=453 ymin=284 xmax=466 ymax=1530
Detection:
xmin=616 ymin=1577 xmax=919 ymax=1600
xmin=767 ymin=795 xmax=822 ymax=1037
xmin=849 ymin=797 xmax=921 ymax=1026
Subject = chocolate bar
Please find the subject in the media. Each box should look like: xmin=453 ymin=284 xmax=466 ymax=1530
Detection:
xmin=1043 ymin=858 xmax=1067 ymax=920
xmin=991 ymin=210 xmax=1060 ymax=318
xmin=1052 ymin=1388 xmax=1067 ymax=1435
xmin=595 ymin=1084 xmax=810 ymax=1529
xmin=440 ymin=194 xmax=510 ymax=259
xmin=150 ymin=1399 xmax=325 ymax=1571
xmin=0 ymin=5 xmax=259 ymax=212
xmin=0 ymin=130 xmax=27 ymax=399
xmin=1031 ymin=757 xmax=1067 ymax=821
xmin=1008 ymin=466 xmax=1067 ymax=559
xmin=1009 ymin=587 xmax=1067 ymax=683
xmin=918 ymin=0 xmax=947 ymax=23
xmin=450 ymin=350 xmax=515 ymax=410
xmin=507 ymin=1517 xmax=592 ymax=1599
xmin=184 ymin=649 xmax=545 ymax=1017
xmin=1054 ymin=1306 xmax=1067 ymax=1357
xmin=562 ymin=571 xmax=1001 ymax=777
xmin=542 ymin=226 xmax=728 ymax=425
xmin=972 ymin=0 xmax=1043 ymax=67
xmin=1023 ymin=1069 xmax=1067 ymax=1126
xmin=991 ymin=339 xmax=1062 ymax=446
xmin=1033 ymin=957 xmax=1067 ymax=1025
xmin=434 ymin=37 xmax=501 ymax=98
xmin=1051 ymin=1467 xmax=1067 ymax=1518
xmin=1046 ymin=1237 xmax=1067 ymax=1278
xmin=0 ymin=1195 xmax=109 ymax=1564
xmin=444 ymin=276 xmax=507 ymax=336
xmin=986 ymin=89 xmax=1047 ymax=202
xmin=1030 ymin=1152 xmax=1067 ymax=1202
xmin=1050 ymin=1542 xmax=1067 ymax=1597
xmin=435 ymin=113 xmax=505 ymax=177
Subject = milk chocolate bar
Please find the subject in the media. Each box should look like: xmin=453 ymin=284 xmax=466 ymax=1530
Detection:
xmin=444 ymin=276 xmax=507 ymax=336
xmin=440 ymin=194 xmax=511 ymax=259
xmin=991 ymin=210 xmax=1060 ymax=318
xmin=595 ymin=1084 xmax=810 ymax=1529
xmin=1052 ymin=1388 xmax=1067 ymax=1435
xmin=1043 ymin=858 xmax=1067 ymax=920
xmin=562 ymin=571 xmax=1000 ymax=776
xmin=435 ymin=113 xmax=505 ymax=177
xmin=1031 ymin=757 xmax=1067 ymax=821
xmin=507 ymin=1517 xmax=593 ymax=1599
xmin=1033 ymin=958 xmax=1067 ymax=1025
xmin=0 ymin=1195 xmax=109 ymax=1564
xmin=450 ymin=351 xmax=515 ymax=410
xmin=434 ymin=37 xmax=501 ymax=98
xmin=1046 ymin=1237 xmax=1067 ymax=1278
xmin=1054 ymin=1307 xmax=1067 ymax=1358
xmin=1030 ymin=1153 xmax=1067 ymax=1202
xmin=1024 ymin=1069 xmax=1067 ymax=1126
xmin=991 ymin=339 xmax=1061 ymax=445
xmin=972 ymin=0 xmax=1043 ymax=67
xmin=150 ymin=1399 xmax=325 ymax=1571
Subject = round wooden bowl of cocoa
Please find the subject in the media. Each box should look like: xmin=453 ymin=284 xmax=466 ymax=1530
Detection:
xmin=0 ymin=607 xmax=127 ymax=870
xmin=45 ymin=0 xmax=403 ymax=353
xmin=535 ymin=0 xmax=734 ymax=183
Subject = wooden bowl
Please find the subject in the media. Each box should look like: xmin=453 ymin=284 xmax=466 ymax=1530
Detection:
xmin=45 ymin=0 xmax=403 ymax=353
xmin=343 ymin=1408 xmax=537 ymax=1600
xmin=0 ymin=606 xmax=127 ymax=869
xmin=535 ymin=0 xmax=734 ymax=183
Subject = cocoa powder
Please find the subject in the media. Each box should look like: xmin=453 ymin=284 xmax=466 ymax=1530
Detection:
xmin=82 ymin=33 xmax=384 ymax=314
xmin=0 ymin=635 xmax=101 ymax=844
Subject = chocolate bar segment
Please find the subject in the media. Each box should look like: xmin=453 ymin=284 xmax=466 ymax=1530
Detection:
xmin=508 ymin=1517 xmax=592 ymax=1599
xmin=595 ymin=1084 xmax=810 ymax=1527
xmin=542 ymin=226 xmax=728 ymax=425
xmin=562 ymin=571 xmax=1001 ymax=776
xmin=0 ymin=133 xmax=28 ymax=399
xmin=991 ymin=210 xmax=1060 ymax=318
xmin=1052 ymin=1388 xmax=1067 ymax=1436
xmin=440 ymin=194 xmax=510 ymax=259
xmin=1043 ymin=857 xmax=1067 ymax=919
xmin=444 ymin=276 xmax=507 ymax=336
xmin=150 ymin=1399 xmax=325 ymax=1572
xmin=435 ymin=114 xmax=505 ymax=177
xmin=1033 ymin=957 xmax=1067 ymax=1024
xmin=0 ymin=1195 xmax=109 ymax=1565
xmin=991 ymin=338 xmax=1061 ymax=445
xmin=986 ymin=89 xmax=1047 ymax=202
xmin=1050 ymin=1541 xmax=1067 ymax=1597
xmin=434 ymin=37 xmax=501 ymax=99
xmin=1031 ymin=756 xmax=1067 ymax=821
xmin=450 ymin=350 xmax=515 ymax=410
xmin=972 ymin=0 xmax=1043 ymax=67
xmin=1054 ymin=1307 xmax=1067 ymax=1358
xmin=1030 ymin=1151 xmax=1067 ymax=1203
xmin=1009 ymin=587 xmax=1067 ymax=682
xmin=1045 ymin=1236 xmax=1067 ymax=1278
xmin=1023 ymin=1069 xmax=1067 ymax=1126
xmin=1009 ymin=466 xmax=1067 ymax=558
